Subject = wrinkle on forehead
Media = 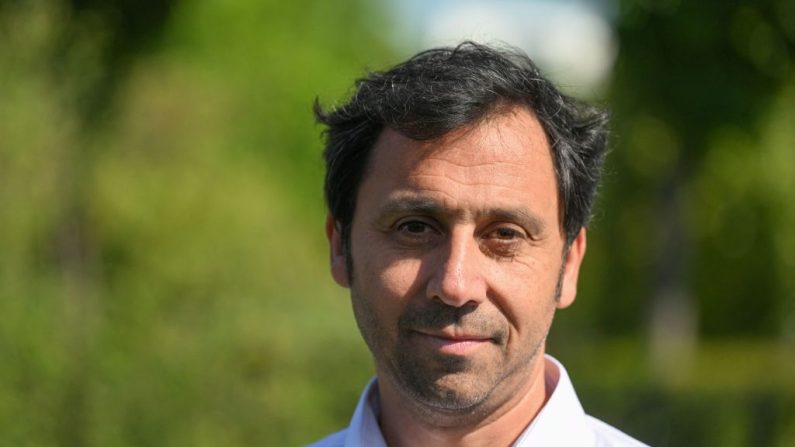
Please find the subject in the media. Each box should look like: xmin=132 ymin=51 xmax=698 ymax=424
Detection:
xmin=373 ymin=106 xmax=550 ymax=165
xmin=361 ymin=105 xmax=563 ymax=237
xmin=421 ymin=106 xmax=549 ymax=154
xmin=380 ymin=110 xmax=553 ymax=184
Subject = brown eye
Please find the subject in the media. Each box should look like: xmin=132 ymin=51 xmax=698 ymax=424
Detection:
xmin=486 ymin=225 xmax=524 ymax=241
xmin=400 ymin=221 xmax=432 ymax=234
xmin=393 ymin=219 xmax=441 ymax=246
xmin=494 ymin=227 xmax=520 ymax=240
xmin=482 ymin=225 xmax=526 ymax=258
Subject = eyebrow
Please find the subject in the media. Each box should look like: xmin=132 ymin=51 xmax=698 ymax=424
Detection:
xmin=375 ymin=194 xmax=548 ymax=235
xmin=376 ymin=196 xmax=444 ymax=219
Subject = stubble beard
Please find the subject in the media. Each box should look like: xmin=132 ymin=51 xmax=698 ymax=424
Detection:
xmin=350 ymin=288 xmax=506 ymax=415
xmin=344 ymin=223 xmax=568 ymax=414
xmin=348 ymin=267 xmax=564 ymax=419
xmin=393 ymin=300 xmax=510 ymax=412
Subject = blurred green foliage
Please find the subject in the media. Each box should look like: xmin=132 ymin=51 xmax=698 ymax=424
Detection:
xmin=1 ymin=0 xmax=388 ymax=445
xmin=0 ymin=0 xmax=793 ymax=446
xmin=595 ymin=0 xmax=795 ymax=337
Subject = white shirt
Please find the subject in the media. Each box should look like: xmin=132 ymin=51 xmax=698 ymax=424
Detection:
xmin=308 ymin=355 xmax=649 ymax=447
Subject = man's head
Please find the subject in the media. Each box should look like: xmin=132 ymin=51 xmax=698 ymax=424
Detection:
xmin=316 ymin=42 xmax=608 ymax=421
xmin=317 ymin=42 xmax=608 ymax=260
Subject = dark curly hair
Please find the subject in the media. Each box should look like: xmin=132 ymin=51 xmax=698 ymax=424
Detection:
xmin=315 ymin=41 xmax=608 ymax=253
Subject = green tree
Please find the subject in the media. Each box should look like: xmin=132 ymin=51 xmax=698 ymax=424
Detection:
xmin=0 ymin=0 xmax=393 ymax=445
xmin=600 ymin=0 xmax=794 ymax=343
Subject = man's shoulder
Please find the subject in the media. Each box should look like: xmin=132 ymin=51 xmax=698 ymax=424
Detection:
xmin=305 ymin=428 xmax=347 ymax=447
xmin=308 ymin=419 xmax=650 ymax=447
xmin=586 ymin=415 xmax=650 ymax=447
xmin=304 ymin=411 xmax=650 ymax=447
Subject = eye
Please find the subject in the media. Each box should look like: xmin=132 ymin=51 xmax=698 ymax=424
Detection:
xmin=485 ymin=225 xmax=524 ymax=241
xmin=393 ymin=219 xmax=441 ymax=246
xmin=482 ymin=224 xmax=526 ymax=257
xmin=493 ymin=227 xmax=521 ymax=240
xmin=399 ymin=221 xmax=433 ymax=234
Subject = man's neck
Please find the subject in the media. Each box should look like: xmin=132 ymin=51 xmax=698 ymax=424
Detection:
xmin=377 ymin=355 xmax=554 ymax=447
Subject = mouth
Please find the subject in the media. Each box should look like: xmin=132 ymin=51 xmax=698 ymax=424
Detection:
xmin=411 ymin=331 xmax=494 ymax=355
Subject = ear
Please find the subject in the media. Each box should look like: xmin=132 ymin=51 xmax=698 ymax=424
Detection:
xmin=326 ymin=215 xmax=350 ymax=288
xmin=557 ymin=228 xmax=587 ymax=309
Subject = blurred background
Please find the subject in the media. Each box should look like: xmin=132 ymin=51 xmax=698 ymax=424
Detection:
xmin=1 ymin=0 xmax=793 ymax=445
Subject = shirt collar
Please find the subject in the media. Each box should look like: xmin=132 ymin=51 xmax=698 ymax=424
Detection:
xmin=343 ymin=354 xmax=593 ymax=447
xmin=344 ymin=376 xmax=387 ymax=447
xmin=511 ymin=355 xmax=596 ymax=446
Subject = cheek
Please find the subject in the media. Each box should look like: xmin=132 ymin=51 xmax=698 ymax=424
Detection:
xmin=491 ymin=257 xmax=560 ymax=334
xmin=370 ymin=256 xmax=425 ymax=301
xmin=353 ymin=250 xmax=425 ymax=316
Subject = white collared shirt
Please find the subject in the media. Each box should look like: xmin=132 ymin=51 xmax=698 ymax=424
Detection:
xmin=308 ymin=355 xmax=649 ymax=447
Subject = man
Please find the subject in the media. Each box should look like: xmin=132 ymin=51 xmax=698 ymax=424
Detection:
xmin=311 ymin=42 xmax=648 ymax=447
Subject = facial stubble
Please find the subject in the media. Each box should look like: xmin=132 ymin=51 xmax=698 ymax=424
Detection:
xmin=347 ymin=252 xmax=565 ymax=416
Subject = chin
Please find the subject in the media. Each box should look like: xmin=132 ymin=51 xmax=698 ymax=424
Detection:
xmin=398 ymin=366 xmax=496 ymax=413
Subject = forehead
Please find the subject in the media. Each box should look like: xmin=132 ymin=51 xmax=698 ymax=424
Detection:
xmin=357 ymin=107 xmax=560 ymax=222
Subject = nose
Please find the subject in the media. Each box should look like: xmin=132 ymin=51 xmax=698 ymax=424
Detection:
xmin=426 ymin=228 xmax=487 ymax=307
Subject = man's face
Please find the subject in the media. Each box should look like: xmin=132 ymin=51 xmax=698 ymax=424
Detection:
xmin=327 ymin=106 xmax=586 ymax=414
